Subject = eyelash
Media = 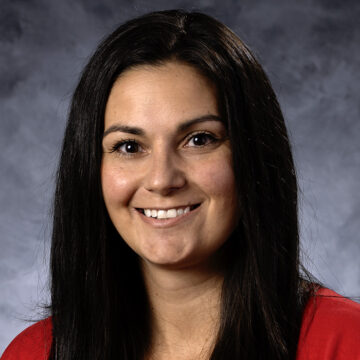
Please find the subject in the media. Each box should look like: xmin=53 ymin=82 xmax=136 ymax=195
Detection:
xmin=110 ymin=138 xmax=140 ymax=156
xmin=185 ymin=131 xmax=218 ymax=147
xmin=109 ymin=132 xmax=218 ymax=156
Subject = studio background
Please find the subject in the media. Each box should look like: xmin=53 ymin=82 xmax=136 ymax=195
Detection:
xmin=1 ymin=0 xmax=359 ymax=353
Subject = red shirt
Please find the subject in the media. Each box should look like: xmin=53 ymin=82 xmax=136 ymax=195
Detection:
xmin=296 ymin=287 xmax=360 ymax=359
xmin=1 ymin=317 xmax=52 ymax=360
xmin=2 ymin=288 xmax=360 ymax=359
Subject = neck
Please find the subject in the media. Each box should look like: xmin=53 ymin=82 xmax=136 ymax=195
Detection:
xmin=142 ymin=260 xmax=224 ymax=360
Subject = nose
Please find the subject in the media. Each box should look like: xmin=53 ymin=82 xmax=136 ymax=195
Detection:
xmin=144 ymin=147 xmax=186 ymax=196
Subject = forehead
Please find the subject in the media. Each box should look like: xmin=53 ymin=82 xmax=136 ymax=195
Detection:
xmin=104 ymin=61 xmax=219 ymax=131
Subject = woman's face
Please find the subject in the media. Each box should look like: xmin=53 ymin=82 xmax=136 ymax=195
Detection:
xmin=101 ymin=61 xmax=238 ymax=269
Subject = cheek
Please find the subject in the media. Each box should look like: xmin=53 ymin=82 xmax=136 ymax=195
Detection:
xmin=195 ymin=156 xmax=236 ymax=198
xmin=101 ymin=161 xmax=136 ymax=209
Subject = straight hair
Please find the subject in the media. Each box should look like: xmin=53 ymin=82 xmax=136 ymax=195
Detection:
xmin=49 ymin=9 xmax=314 ymax=359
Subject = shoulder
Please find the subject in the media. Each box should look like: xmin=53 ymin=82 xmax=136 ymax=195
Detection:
xmin=1 ymin=318 xmax=52 ymax=360
xmin=297 ymin=287 xmax=360 ymax=360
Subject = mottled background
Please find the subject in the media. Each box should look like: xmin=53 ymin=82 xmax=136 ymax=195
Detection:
xmin=1 ymin=0 xmax=359 ymax=353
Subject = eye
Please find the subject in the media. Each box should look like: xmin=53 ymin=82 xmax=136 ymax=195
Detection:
xmin=186 ymin=132 xmax=217 ymax=147
xmin=110 ymin=139 xmax=142 ymax=155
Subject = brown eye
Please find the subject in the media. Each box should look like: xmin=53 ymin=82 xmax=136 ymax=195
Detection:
xmin=187 ymin=132 xmax=217 ymax=147
xmin=111 ymin=139 xmax=142 ymax=155
xmin=122 ymin=142 xmax=139 ymax=153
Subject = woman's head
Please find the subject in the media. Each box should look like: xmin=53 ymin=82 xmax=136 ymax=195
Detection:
xmin=101 ymin=61 xmax=238 ymax=269
xmin=51 ymin=9 xmax=302 ymax=359
xmin=58 ymin=8 xmax=297 ymax=259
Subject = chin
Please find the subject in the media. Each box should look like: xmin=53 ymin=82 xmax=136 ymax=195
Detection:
xmin=141 ymin=252 xmax=190 ymax=268
xmin=140 ymin=248 xmax=220 ymax=271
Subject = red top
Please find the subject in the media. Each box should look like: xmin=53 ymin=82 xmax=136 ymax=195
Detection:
xmin=296 ymin=287 xmax=360 ymax=359
xmin=1 ymin=288 xmax=360 ymax=359
xmin=1 ymin=317 xmax=52 ymax=360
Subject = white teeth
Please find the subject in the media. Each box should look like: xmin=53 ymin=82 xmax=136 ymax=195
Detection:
xmin=157 ymin=210 xmax=166 ymax=219
xmin=167 ymin=209 xmax=177 ymax=218
xmin=142 ymin=206 xmax=193 ymax=219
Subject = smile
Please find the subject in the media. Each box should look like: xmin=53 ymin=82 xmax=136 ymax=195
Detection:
xmin=136 ymin=204 xmax=200 ymax=220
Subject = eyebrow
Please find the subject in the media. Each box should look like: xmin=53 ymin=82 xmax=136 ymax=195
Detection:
xmin=102 ymin=114 xmax=223 ymax=138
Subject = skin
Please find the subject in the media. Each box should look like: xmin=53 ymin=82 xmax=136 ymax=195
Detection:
xmin=101 ymin=61 xmax=238 ymax=359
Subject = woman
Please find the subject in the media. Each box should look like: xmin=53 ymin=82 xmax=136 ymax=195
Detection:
xmin=2 ymin=9 xmax=360 ymax=360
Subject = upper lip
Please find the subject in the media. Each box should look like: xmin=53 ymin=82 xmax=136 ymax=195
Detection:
xmin=135 ymin=204 xmax=200 ymax=211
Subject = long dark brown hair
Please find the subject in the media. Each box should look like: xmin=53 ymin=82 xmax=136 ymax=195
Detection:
xmin=49 ymin=9 xmax=313 ymax=359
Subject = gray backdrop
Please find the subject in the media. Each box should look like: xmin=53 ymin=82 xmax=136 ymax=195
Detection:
xmin=1 ymin=0 xmax=359 ymax=353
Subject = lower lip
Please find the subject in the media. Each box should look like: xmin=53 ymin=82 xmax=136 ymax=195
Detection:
xmin=135 ymin=205 xmax=201 ymax=228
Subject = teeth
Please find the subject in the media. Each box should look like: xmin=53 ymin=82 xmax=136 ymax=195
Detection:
xmin=157 ymin=210 xmax=166 ymax=219
xmin=166 ymin=209 xmax=177 ymax=218
xmin=142 ymin=206 xmax=192 ymax=219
